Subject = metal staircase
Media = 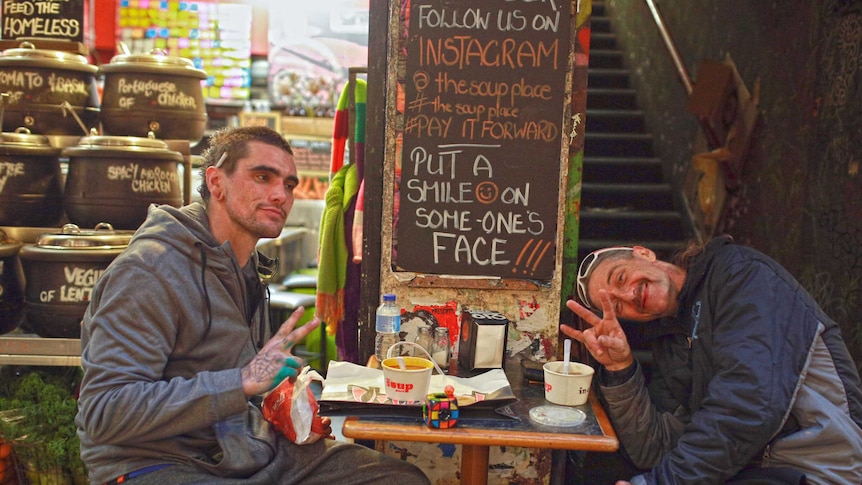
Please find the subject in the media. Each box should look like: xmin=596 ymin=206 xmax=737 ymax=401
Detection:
xmin=579 ymin=2 xmax=689 ymax=266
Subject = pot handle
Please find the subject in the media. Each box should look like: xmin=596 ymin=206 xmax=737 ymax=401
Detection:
xmin=0 ymin=92 xmax=8 ymax=129
xmin=58 ymin=101 xmax=92 ymax=136
xmin=386 ymin=341 xmax=447 ymax=376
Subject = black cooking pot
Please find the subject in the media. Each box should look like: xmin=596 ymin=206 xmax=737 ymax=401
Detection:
xmin=0 ymin=228 xmax=25 ymax=334
xmin=62 ymin=133 xmax=184 ymax=230
xmin=0 ymin=41 xmax=99 ymax=136
xmin=19 ymin=223 xmax=132 ymax=338
xmin=0 ymin=127 xmax=64 ymax=227
xmin=99 ymin=50 xmax=207 ymax=142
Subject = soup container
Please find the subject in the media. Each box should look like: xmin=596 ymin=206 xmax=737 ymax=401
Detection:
xmin=542 ymin=361 xmax=595 ymax=406
xmin=19 ymin=223 xmax=133 ymax=338
xmin=99 ymin=50 xmax=207 ymax=142
xmin=0 ymin=41 xmax=99 ymax=136
xmin=62 ymin=133 xmax=184 ymax=230
xmin=0 ymin=229 xmax=25 ymax=334
xmin=381 ymin=356 xmax=435 ymax=403
xmin=0 ymin=127 xmax=64 ymax=227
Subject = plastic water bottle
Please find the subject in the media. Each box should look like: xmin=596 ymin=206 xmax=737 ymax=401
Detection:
xmin=374 ymin=293 xmax=401 ymax=366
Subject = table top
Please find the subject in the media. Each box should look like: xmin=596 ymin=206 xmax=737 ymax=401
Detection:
xmin=340 ymin=357 xmax=619 ymax=452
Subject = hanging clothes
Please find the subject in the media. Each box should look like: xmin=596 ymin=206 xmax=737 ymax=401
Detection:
xmin=316 ymin=78 xmax=366 ymax=364
xmin=316 ymin=163 xmax=358 ymax=337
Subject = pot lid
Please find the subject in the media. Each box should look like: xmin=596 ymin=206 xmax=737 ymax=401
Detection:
xmin=0 ymin=127 xmax=55 ymax=149
xmin=62 ymin=132 xmax=184 ymax=160
xmin=103 ymin=49 xmax=207 ymax=79
xmin=0 ymin=228 xmax=23 ymax=257
xmin=0 ymin=41 xmax=97 ymax=72
xmin=74 ymin=133 xmax=170 ymax=151
xmin=34 ymin=223 xmax=133 ymax=250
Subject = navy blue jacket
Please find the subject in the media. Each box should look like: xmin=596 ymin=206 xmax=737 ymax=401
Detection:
xmin=600 ymin=236 xmax=862 ymax=484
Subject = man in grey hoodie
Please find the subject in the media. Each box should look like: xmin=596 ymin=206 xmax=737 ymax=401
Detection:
xmin=76 ymin=126 xmax=430 ymax=485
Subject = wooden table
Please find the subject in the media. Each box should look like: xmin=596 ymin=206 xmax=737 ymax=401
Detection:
xmin=340 ymin=360 xmax=618 ymax=485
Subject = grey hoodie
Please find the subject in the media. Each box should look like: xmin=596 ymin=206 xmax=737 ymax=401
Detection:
xmin=76 ymin=202 xmax=278 ymax=484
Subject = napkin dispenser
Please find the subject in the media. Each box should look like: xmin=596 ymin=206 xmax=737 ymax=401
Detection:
xmin=458 ymin=310 xmax=509 ymax=371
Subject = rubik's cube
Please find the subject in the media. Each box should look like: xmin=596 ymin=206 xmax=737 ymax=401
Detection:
xmin=423 ymin=392 xmax=459 ymax=429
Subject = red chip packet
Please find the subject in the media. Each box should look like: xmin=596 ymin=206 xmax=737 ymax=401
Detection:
xmin=262 ymin=366 xmax=327 ymax=444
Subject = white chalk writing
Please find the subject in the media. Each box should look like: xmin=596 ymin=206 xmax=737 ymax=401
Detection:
xmin=0 ymin=161 xmax=25 ymax=194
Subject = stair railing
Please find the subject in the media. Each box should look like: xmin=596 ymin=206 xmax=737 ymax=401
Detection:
xmin=644 ymin=0 xmax=693 ymax=96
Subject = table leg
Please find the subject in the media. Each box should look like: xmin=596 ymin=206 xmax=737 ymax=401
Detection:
xmin=550 ymin=449 xmax=567 ymax=485
xmin=460 ymin=444 xmax=490 ymax=485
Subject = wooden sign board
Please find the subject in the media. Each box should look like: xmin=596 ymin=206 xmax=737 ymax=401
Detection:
xmin=2 ymin=0 xmax=85 ymax=42
xmin=287 ymin=136 xmax=332 ymax=176
xmin=394 ymin=0 xmax=570 ymax=280
xmin=239 ymin=111 xmax=282 ymax=133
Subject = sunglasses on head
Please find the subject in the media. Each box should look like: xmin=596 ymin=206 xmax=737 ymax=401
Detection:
xmin=576 ymin=247 xmax=634 ymax=310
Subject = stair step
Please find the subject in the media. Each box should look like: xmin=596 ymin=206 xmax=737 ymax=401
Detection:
xmin=588 ymin=68 xmax=630 ymax=89
xmin=590 ymin=32 xmax=617 ymax=51
xmin=584 ymin=132 xmax=654 ymax=157
xmin=588 ymin=49 xmax=625 ymax=69
xmin=579 ymin=210 xmax=686 ymax=240
xmin=586 ymin=88 xmax=638 ymax=110
xmin=582 ymin=156 xmax=665 ymax=184
xmin=593 ymin=1 xmax=607 ymax=17
xmin=590 ymin=16 xmax=611 ymax=34
xmin=585 ymin=108 xmax=644 ymax=132
xmin=581 ymin=183 xmax=676 ymax=211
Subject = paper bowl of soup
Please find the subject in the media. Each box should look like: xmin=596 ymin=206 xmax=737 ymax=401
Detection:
xmin=543 ymin=361 xmax=594 ymax=406
xmin=381 ymin=356 xmax=434 ymax=403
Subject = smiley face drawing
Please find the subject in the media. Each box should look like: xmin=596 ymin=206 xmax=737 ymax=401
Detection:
xmin=475 ymin=181 xmax=499 ymax=204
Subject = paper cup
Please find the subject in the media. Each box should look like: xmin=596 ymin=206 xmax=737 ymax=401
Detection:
xmin=543 ymin=361 xmax=594 ymax=406
xmin=381 ymin=356 xmax=434 ymax=402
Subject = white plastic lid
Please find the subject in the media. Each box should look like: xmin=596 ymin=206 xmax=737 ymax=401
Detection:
xmin=528 ymin=405 xmax=586 ymax=427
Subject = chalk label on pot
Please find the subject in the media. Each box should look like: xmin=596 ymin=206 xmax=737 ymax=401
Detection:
xmin=0 ymin=70 xmax=93 ymax=104
xmin=0 ymin=162 xmax=25 ymax=192
xmin=36 ymin=265 xmax=104 ymax=303
xmin=115 ymin=78 xmax=200 ymax=110
xmin=106 ymin=162 xmax=179 ymax=194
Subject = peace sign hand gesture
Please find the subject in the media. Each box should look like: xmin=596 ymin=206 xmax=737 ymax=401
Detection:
xmin=241 ymin=306 xmax=320 ymax=397
xmin=560 ymin=291 xmax=634 ymax=371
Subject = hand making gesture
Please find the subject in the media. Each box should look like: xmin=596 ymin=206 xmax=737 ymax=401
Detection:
xmin=561 ymin=291 xmax=634 ymax=372
xmin=242 ymin=306 xmax=321 ymax=396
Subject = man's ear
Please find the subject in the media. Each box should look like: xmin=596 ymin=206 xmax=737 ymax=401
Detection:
xmin=632 ymin=245 xmax=656 ymax=262
xmin=205 ymin=166 xmax=223 ymax=200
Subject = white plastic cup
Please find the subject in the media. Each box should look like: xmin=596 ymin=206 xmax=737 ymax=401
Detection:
xmin=543 ymin=361 xmax=594 ymax=406
xmin=381 ymin=356 xmax=434 ymax=403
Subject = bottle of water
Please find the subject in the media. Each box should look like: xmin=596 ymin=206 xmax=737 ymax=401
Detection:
xmin=374 ymin=293 xmax=401 ymax=366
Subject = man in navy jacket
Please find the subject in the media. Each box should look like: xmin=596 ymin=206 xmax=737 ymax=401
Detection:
xmin=563 ymin=236 xmax=862 ymax=484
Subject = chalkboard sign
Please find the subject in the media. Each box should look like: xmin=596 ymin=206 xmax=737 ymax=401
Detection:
xmin=287 ymin=137 xmax=333 ymax=175
xmin=1 ymin=0 xmax=85 ymax=42
xmin=395 ymin=0 xmax=570 ymax=280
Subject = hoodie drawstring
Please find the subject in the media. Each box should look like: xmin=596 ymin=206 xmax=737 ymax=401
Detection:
xmin=196 ymin=242 xmax=214 ymax=341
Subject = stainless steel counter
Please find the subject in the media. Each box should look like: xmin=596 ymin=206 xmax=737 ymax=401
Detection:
xmin=0 ymin=334 xmax=81 ymax=366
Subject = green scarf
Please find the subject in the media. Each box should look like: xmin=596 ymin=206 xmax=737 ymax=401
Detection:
xmin=316 ymin=162 xmax=359 ymax=333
